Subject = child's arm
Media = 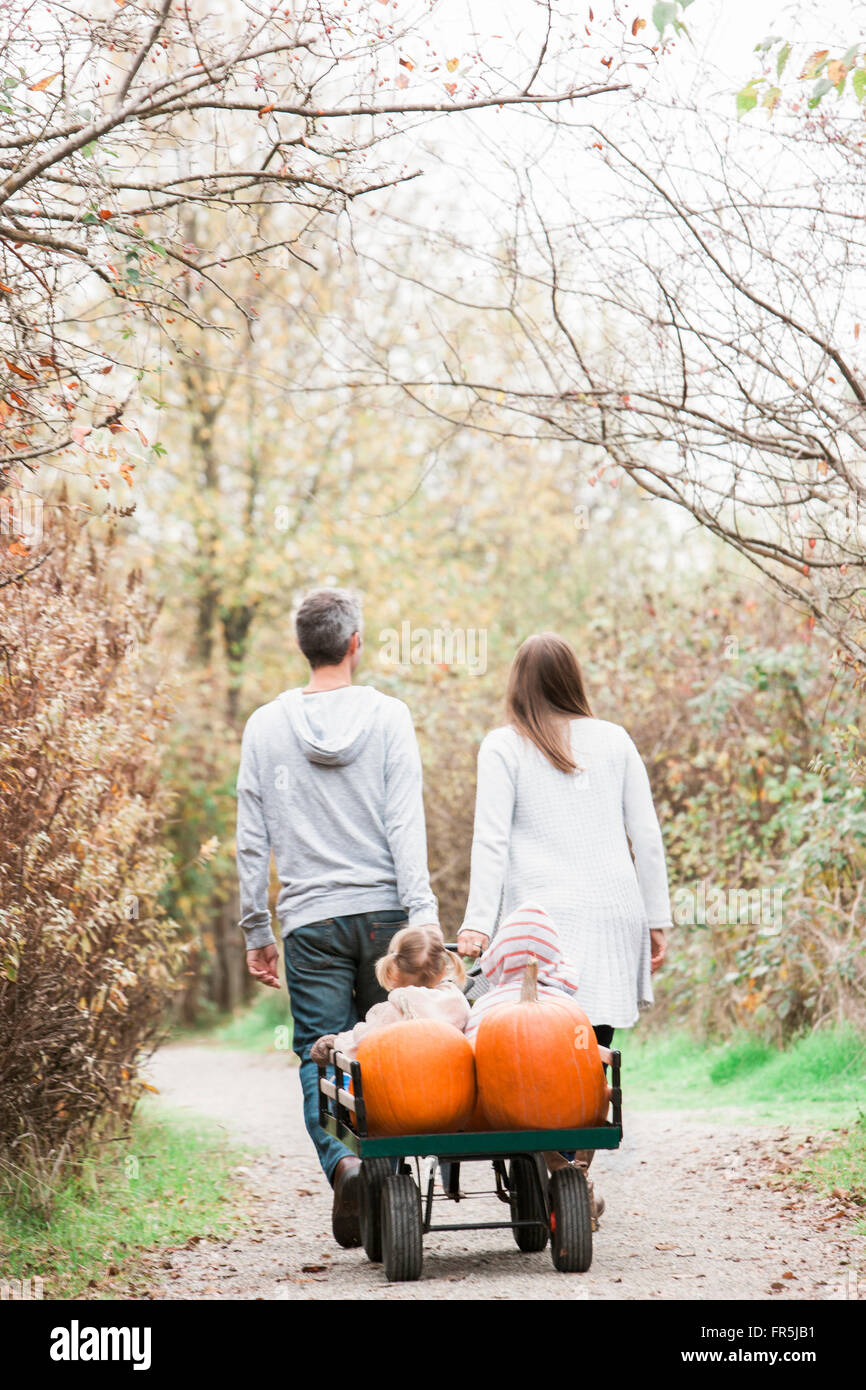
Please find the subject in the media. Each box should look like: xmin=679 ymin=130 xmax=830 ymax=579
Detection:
xmin=388 ymin=983 xmax=471 ymax=1031
xmin=311 ymin=1000 xmax=403 ymax=1064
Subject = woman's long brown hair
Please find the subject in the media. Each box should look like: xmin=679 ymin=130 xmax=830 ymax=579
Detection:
xmin=506 ymin=633 xmax=593 ymax=774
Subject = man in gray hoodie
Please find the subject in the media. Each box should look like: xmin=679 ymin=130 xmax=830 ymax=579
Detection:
xmin=236 ymin=587 xmax=439 ymax=1247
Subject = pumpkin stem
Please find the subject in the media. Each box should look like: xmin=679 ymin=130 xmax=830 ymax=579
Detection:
xmin=520 ymin=958 xmax=539 ymax=1002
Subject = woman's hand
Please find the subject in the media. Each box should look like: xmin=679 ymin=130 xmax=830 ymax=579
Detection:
xmin=456 ymin=928 xmax=489 ymax=959
xmin=649 ymin=928 xmax=667 ymax=974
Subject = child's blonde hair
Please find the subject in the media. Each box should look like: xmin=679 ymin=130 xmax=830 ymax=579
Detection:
xmin=375 ymin=927 xmax=466 ymax=992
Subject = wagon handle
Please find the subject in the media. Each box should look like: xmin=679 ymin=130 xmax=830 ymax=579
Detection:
xmin=445 ymin=940 xmax=483 ymax=976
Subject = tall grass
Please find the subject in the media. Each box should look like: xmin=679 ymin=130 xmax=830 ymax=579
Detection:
xmin=624 ymin=1024 xmax=866 ymax=1123
xmin=0 ymin=1104 xmax=246 ymax=1298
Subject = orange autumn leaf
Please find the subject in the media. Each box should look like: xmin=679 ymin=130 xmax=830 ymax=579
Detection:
xmin=98 ymin=209 xmax=113 ymax=220
xmin=444 ymin=82 xmax=457 ymax=95
xmin=5 ymin=360 xmax=37 ymax=381
xmin=29 ymin=72 xmax=59 ymax=91
xmin=258 ymin=103 xmax=275 ymax=117
xmin=632 ymin=17 xmax=646 ymax=36
xmin=0 ymin=282 xmax=13 ymax=293
xmin=8 ymin=541 xmax=30 ymax=556
xmin=799 ymin=50 xmax=828 ymax=79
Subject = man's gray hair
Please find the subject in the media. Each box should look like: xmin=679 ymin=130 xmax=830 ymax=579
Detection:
xmin=294 ymin=587 xmax=363 ymax=668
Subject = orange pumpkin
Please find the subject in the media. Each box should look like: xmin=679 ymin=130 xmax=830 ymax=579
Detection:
xmin=474 ymin=959 xmax=608 ymax=1131
xmin=357 ymin=1019 xmax=476 ymax=1137
xmin=464 ymin=1095 xmax=490 ymax=1132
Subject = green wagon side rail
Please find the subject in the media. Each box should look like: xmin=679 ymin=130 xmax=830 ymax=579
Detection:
xmin=321 ymin=1119 xmax=622 ymax=1159
xmin=317 ymin=1047 xmax=623 ymax=1160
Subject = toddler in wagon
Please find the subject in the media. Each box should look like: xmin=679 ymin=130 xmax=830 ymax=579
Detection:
xmin=310 ymin=926 xmax=470 ymax=1063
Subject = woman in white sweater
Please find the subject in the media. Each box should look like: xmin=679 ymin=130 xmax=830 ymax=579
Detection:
xmin=456 ymin=633 xmax=671 ymax=1043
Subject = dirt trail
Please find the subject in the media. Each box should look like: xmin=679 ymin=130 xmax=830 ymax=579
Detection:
xmin=133 ymin=1043 xmax=863 ymax=1301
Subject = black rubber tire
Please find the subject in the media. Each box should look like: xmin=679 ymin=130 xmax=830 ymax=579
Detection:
xmin=508 ymin=1154 xmax=549 ymax=1252
xmin=381 ymin=1173 xmax=423 ymax=1282
xmin=359 ymin=1158 xmax=393 ymax=1263
xmin=549 ymin=1165 xmax=593 ymax=1273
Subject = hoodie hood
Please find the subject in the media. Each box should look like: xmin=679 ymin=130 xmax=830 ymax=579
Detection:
xmin=279 ymin=686 xmax=380 ymax=766
xmin=481 ymin=902 xmax=580 ymax=992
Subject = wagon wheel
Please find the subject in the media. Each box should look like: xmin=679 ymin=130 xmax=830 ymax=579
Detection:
xmin=508 ymin=1154 xmax=549 ymax=1252
xmin=359 ymin=1158 xmax=393 ymax=1263
xmin=549 ymin=1165 xmax=593 ymax=1273
xmin=380 ymin=1173 xmax=423 ymax=1282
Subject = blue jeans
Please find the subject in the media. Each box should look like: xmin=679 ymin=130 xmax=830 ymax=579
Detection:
xmin=283 ymin=909 xmax=408 ymax=1184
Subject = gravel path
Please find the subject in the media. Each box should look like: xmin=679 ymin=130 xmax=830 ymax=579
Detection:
xmin=135 ymin=1044 xmax=864 ymax=1301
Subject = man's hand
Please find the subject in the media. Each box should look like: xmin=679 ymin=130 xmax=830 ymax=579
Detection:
xmin=650 ymin=928 xmax=667 ymax=974
xmin=247 ymin=944 xmax=280 ymax=989
xmin=456 ymin=928 xmax=489 ymax=960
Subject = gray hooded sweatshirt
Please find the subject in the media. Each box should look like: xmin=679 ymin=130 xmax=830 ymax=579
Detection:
xmin=236 ymin=685 xmax=439 ymax=949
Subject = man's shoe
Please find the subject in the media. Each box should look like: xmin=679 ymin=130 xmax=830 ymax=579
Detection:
xmin=331 ymin=1156 xmax=362 ymax=1248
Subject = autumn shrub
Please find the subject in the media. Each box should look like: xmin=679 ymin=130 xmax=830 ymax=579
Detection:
xmin=0 ymin=518 xmax=183 ymax=1199
xmin=580 ymin=587 xmax=866 ymax=1041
